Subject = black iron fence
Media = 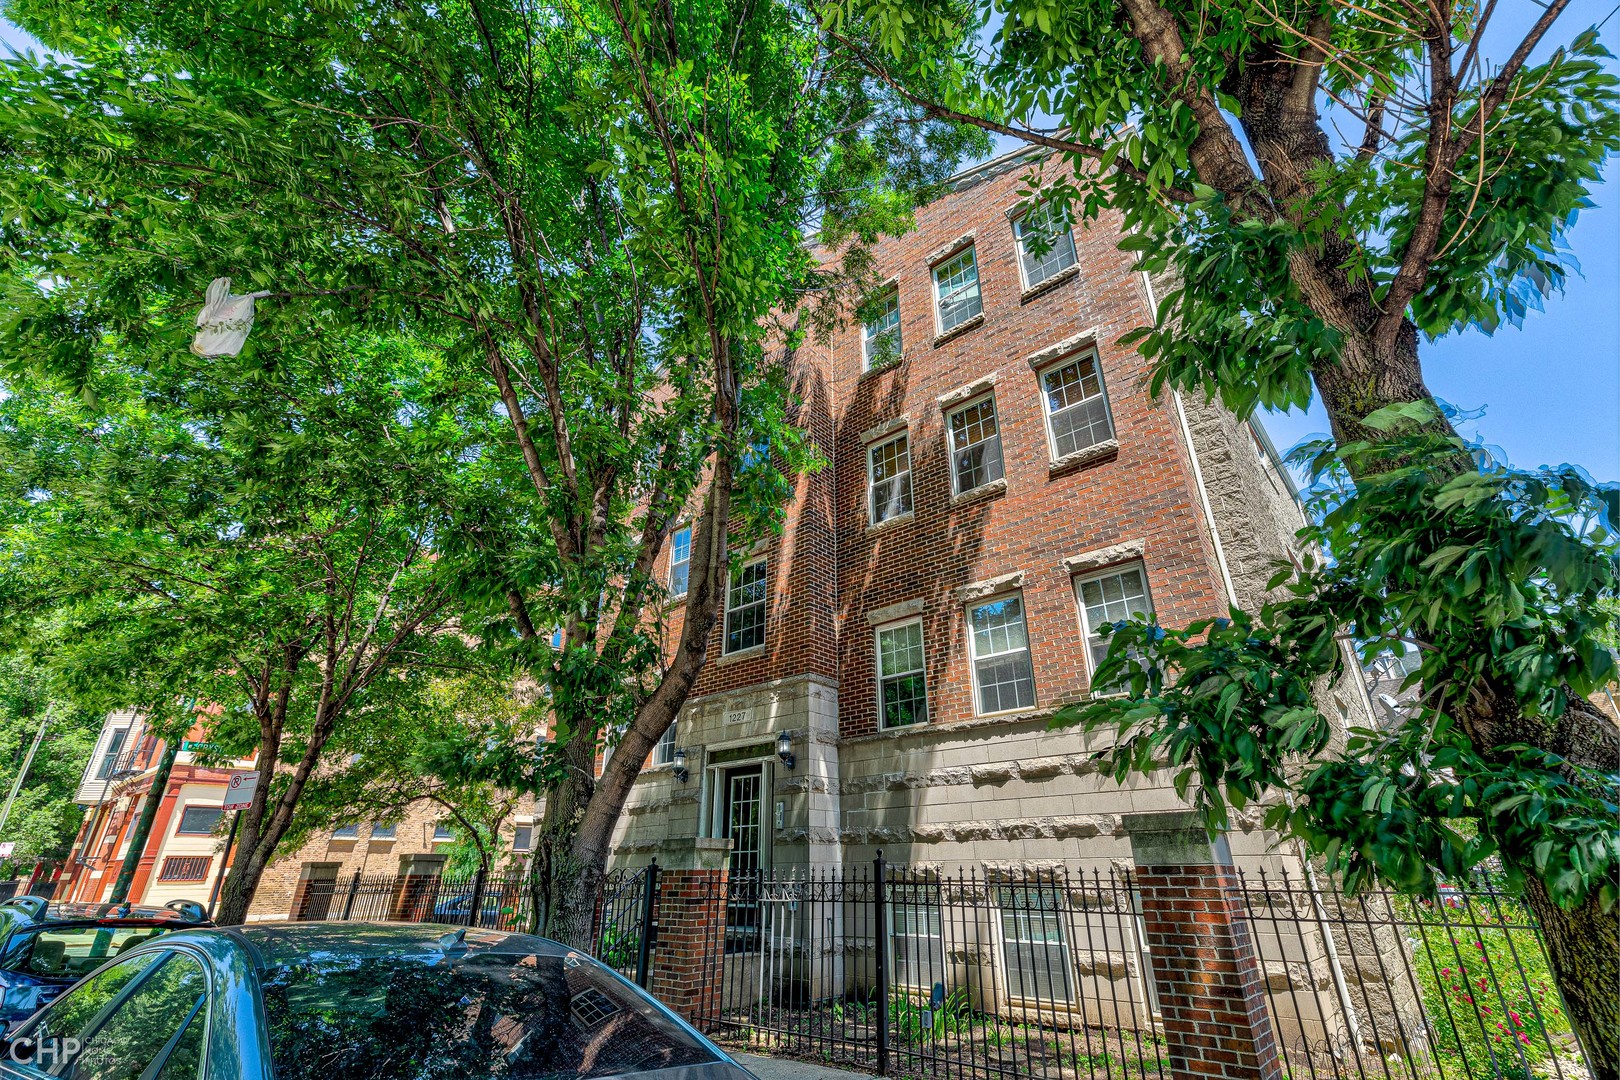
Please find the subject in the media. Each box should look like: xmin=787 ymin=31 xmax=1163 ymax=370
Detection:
xmin=294 ymin=869 xmax=531 ymax=930
xmin=690 ymin=859 xmax=1169 ymax=1080
xmin=678 ymin=860 xmax=1587 ymax=1080
xmin=1236 ymin=867 xmax=1589 ymax=1080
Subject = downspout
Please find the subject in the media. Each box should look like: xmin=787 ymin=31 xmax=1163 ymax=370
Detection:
xmin=1140 ymin=270 xmax=1362 ymax=1051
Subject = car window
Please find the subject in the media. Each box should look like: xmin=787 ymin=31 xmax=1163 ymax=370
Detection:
xmin=5 ymin=927 xmax=175 ymax=981
xmin=16 ymin=950 xmax=207 ymax=1080
xmin=70 ymin=952 xmax=207 ymax=1080
xmin=261 ymin=949 xmax=717 ymax=1080
xmin=20 ymin=952 xmax=164 ymax=1059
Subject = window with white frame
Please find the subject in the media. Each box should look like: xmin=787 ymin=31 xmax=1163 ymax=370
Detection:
xmin=668 ymin=525 xmax=692 ymax=596
xmin=876 ymin=619 xmax=927 ymax=728
xmin=933 ymin=246 xmax=982 ymax=333
xmin=725 ymin=558 xmax=767 ymax=653
xmin=889 ymin=882 xmax=946 ymax=989
xmin=997 ymin=884 xmax=1074 ymax=1002
xmin=331 ymin=824 xmax=359 ymax=840
xmin=370 ymin=823 xmax=396 ymax=840
xmin=1074 ymin=563 xmax=1154 ymax=688
xmin=862 ymin=290 xmax=903 ymax=369
xmin=867 ymin=433 xmax=913 ymax=524
xmin=1014 ymin=201 xmax=1078 ymax=289
xmin=652 ymin=721 xmax=678 ymax=766
xmin=947 ymin=395 xmax=1004 ymax=494
xmin=512 ymin=825 xmax=533 ymax=852
xmin=1040 ymin=351 xmax=1113 ymax=459
xmin=967 ymin=594 xmax=1036 ymax=715
xmin=433 ymin=822 xmax=454 ymax=841
xmin=94 ymin=728 xmax=129 ymax=780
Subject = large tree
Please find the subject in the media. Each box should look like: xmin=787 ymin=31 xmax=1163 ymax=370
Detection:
xmin=0 ymin=335 xmax=471 ymax=923
xmin=0 ymin=0 xmax=981 ymax=938
xmin=827 ymin=0 xmax=1620 ymax=1070
xmin=0 ymin=655 xmax=102 ymax=877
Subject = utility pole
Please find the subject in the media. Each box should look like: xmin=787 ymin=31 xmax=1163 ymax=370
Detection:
xmin=0 ymin=712 xmax=51 ymax=840
xmin=107 ymin=739 xmax=180 ymax=904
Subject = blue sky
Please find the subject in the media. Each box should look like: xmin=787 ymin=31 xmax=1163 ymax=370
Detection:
xmin=4 ymin=10 xmax=1616 ymax=480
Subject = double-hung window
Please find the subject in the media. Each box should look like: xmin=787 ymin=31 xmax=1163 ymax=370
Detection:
xmin=889 ymin=882 xmax=946 ymax=989
xmin=652 ymin=721 xmax=678 ymax=766
xmin=862 ymin=291 xmax=903 ymax=369
xmin=933 ymin=246 xmax=982 ymax=334
xmin=867 ymin=434 xmax=913 ymax=525
xmin=997 ymin=884 xmax=1074 ymax=1002
xmin=1074 ymin=564 xmax=1154 ymax=688
xmin=947 ymin=396 xmax=1004 ymax=494
xmin=1040 ymin=351 xmax=1114 ymax=459
xmin=967 ymin=594 xmax=1036 ymax=715
xmin=1014 ymin=201 xmax=1078 ymax=289
xmin=668 ymin=525 xmax=692 ymax=597
xmin=95 ymin=729 xmax=128 ymax=780
xmin=725 ymin=558 xmax=767 ymax=653
xmin=876 ymin=619 xmax=927 ymax=728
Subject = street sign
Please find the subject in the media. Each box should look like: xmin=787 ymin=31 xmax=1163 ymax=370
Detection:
xmin=222 ymin=771 xmax=260 ymax=811
xmin=0 ymin=842 xmax=14 ymax=859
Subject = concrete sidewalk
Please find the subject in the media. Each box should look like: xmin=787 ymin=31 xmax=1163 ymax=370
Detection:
xmin=733 ymin=1053 xmax=875 ymax=1080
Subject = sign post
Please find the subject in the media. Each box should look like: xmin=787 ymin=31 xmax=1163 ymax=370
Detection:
xmin=208 ymin=771 xmax=260 ymax=919
xmin=222 ymin=771 xmax=259 ymax=811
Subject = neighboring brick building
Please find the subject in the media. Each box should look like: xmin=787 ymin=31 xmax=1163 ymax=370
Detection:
xmin=608 ymin=150 xmax=1375 ymax=876
xmin=56 ymin=712 xmax=537 ymax=919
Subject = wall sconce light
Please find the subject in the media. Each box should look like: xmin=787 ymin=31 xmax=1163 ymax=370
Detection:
xmin=672 ymin=748 xmax=689 ymax=784
xmin=776 ymin=730 xmax=796 ymax=770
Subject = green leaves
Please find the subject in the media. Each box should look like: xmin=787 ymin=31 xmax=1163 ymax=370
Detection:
xmin=1058 ymin=426 xmax=1620 ymax=911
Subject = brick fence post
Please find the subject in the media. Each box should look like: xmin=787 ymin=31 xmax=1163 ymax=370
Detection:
xmin=1121 ymin=811 xmax=1284 ymax=1080
xmin=646 ymin=837 xmax=731 ymax=1028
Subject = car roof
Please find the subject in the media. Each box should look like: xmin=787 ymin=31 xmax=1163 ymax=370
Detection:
xmin=38 ymin=902 xmax=207 ymax=926
xmin=234 ymin=921 xmax=575 ymax=974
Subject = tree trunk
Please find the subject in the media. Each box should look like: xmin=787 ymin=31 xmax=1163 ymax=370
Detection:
xmin=530 ymin=725 xmax=604 ymax=949
xmin=1521 ymin=875 xmax=1620 ymax=1080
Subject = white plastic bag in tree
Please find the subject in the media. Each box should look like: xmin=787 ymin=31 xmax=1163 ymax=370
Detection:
xmin=191 ymin=277 xmax=271 ymax=357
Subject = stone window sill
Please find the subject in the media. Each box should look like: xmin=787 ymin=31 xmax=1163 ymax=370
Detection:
xmin=1048 ymin=439 xmax=1119 ymax=477
xmin=933 ymin=313 xmax=984 ymax=348
xmin=950 ymin=477 xmax=1007 ymax=508
xmin=1020 ymin=263 xmax=1080 ymax=304
xmin=866 ymin=510 xmax=915 ymax=536
xmin=860 ymin=356 xmax=906 ymax=380
xmin=718 ymin=643 xmax=767 ymax=665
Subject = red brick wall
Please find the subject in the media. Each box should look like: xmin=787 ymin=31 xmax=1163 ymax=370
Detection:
xmin=1134 ymin=861 xmax=1285 ymax=1079
xmin=827 ymin=157 xmax=1225 ymax=737
xmin=651 ymin=152 xmax=1230 ymax=734
xmin=645 ymin=867 xmax=728 ymax=1025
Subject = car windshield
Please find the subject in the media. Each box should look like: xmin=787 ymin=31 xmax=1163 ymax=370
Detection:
xmin=2 ymin=925 xmax=174 ymax=980
xmin=260 ymin=943 xmax=718 ymax=1080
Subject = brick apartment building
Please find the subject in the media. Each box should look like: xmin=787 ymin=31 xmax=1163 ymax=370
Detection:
xmin=608 ymin=150 xmax=1374 ymax=878
xmin=55 ymin=711 xmax=536 ymax=919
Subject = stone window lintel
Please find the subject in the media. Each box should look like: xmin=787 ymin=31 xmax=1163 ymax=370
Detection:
xmin=955 ymin=570 xmax=1025 ymax=604
xmin=1026 ymin=327 xmax=1103 ymax=370
xmin=937 ymin=371 xmax=998 ymax=409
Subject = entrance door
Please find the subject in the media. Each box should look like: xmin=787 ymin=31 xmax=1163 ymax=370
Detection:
xmin=721 ymin=764 xmax=764 ymax=945
xmin=723 ymin=765 xmax=764 ymax=877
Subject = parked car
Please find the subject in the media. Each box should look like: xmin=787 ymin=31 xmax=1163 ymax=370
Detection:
xmin=0 ymin=921 xmax=752 ymax=1080
xmin=429 ymin=891 xmax=507 ymax=924
xmin=0 ymin=896 xmax=210 ymax=1027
